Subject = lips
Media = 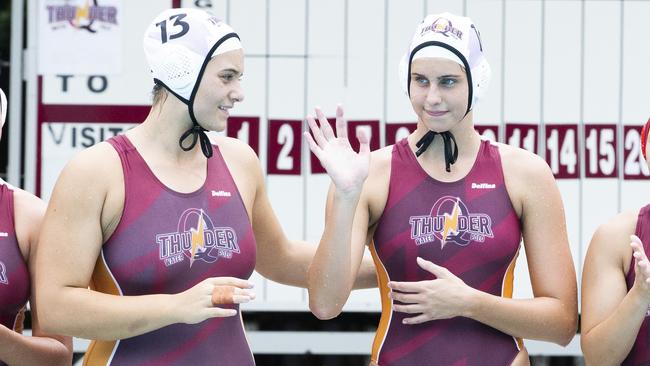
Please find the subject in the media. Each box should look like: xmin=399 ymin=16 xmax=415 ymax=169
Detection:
xmin=425 ymin=110 xmax=448 ymax=117
xmin=218 ymin=106 xmax=231 ymax=117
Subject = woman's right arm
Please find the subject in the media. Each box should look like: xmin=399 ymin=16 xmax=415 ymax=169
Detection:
xmin=581 ymin=211 xmax=649 ymax=365
xmin=34 ymin=145 xmax=253 ymax=340
xmin=304 ymin=107 xmax=377 ymax=319
xmin=307 ymin=184 xmax=374 ymax=319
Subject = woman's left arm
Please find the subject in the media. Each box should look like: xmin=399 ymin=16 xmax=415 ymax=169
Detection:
xmin=0 ymin=190 xmax=73 ymax=366
xmin=390 ymin=150 xmax=577 ymax=345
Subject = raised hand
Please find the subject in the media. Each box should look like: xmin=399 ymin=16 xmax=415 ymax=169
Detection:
xmin=304 ymin=105 xmax=370 ymax=195
xmin=388 ymin=257 xmax=476 ymax=324
xmin=631 ymin=234 xmax=650 ymax=302
xmin=174 ymin=277 xmax=255 ymax=324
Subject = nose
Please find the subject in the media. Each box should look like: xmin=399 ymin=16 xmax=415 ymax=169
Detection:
xmin=231 ymin=81 xmax=245 ymax=103
xmin=425 ymin=85 xmax=442 ymax=105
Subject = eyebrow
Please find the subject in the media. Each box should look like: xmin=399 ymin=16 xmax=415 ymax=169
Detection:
xmin=411 ymin=72 xmax=461 ymax=79
xmin=437 ymin=74 xmax=461 ymax=78
xmin=220 ymin=68 xmax=242 ymax=76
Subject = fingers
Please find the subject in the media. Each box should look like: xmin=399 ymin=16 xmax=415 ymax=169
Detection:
xmin=335 ymin=104 xmax=348 ymax=140
xmin=632 ymin=235 xmax=647 ymax=258
xmin=209 ymin=277 xmax=254 ymax=289
xmin=416 ymin=257 xmax=447 ymax=278
xmin=315 ymin=107 xmax=335 ymax=140
xmin=357 ymin=127 xmax=370 ymax=155
xmin=303 ymin=131 xmax=323 ymax=159
xmin=306 ymin=115 xmax=327 ymax=147
xmin=211 ymin=285 xmax=236 ymax=305
xmin=388 ymin=280 xmax=426 ymax=293
xmin=389 ymin=290 xmax=419 ymax=304
xmin=393 ymin=303 xmax=422 ymax=314
xmin=402 ymin=314 xmax=430 ymax=325
xmin=206 ymin=307 xmax=238 ymax=318
xmin=637 ymin=258 xmax=650 ymax=280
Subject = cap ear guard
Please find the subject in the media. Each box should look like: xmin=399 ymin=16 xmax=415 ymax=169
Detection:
xmin=641 ymin=117 xmax=650 ymax=161
xmin=470 ymin=58 xmax=490 ymax=108
xmin=0 ymin=88 xmax=6 ymax=128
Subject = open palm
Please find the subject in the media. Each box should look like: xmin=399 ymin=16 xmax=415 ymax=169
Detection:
xmin=304 ymin=105 xmax=370 ymax=194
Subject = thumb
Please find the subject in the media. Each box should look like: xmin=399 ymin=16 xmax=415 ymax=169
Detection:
xmin=416 ymin=257 xmax=447 ymax=278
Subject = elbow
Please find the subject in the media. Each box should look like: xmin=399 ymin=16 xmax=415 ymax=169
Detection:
xmin=308 ymin=295 xmax=342 ymax=320
xmin=37 ymin=312 xmax=60 ymax=336
xmin=556 ymin=329 xmax=575 ymax=347
xmin=555 ymin=312 xmax=578 ymax=347
xmin=52 ymin=349 xmax=74 ymax=366
xmin=580 ymin=341 xmax=605 ymax=366
xmin=309 ymin=304 xmax=341 ymax=320
xmin=34 ymin=295 xmax=66 ymax=336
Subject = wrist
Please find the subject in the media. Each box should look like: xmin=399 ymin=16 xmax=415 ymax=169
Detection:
xmin=333 ymin=186 xmax=362 ymax=201
xmin=164 ymin=293 xmax=184 ymax=324
xmin=629 ymin=283 xmax=650 ymax=308
xmin=461 ymin=286 xmax=483 ymax=318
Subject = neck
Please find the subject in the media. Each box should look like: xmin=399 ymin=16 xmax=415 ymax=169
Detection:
xmin=127 ymin=100 xmax=204 ymax=163
xmin=408 ymin=114 xmax=482 ymax=168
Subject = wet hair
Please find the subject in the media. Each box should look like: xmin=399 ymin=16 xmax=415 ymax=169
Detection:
xmin=152 ymin=83 xmax=168 ymax=106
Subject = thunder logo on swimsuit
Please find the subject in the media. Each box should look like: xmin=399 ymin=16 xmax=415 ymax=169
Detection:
xmin=155 ymin=208 xmax=240 ymax=267
xmin=0 ymin=261 xmax=7 ymax=285
xmin=409 ymin=196 xmax=493 ymax=248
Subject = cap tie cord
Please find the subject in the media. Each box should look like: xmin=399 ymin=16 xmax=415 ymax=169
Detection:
xmin=179 ymin=124 xmax=213 ymax=158
xmin=415 ymin=130 xmax=458 ymax=172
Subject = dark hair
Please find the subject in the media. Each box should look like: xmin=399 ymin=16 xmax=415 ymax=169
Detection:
xmin=152 ymin=83 xmax=168 ymax=106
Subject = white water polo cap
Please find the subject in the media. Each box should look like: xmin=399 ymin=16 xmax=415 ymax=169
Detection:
xmin=143 ymin=8 xmax=242 ymax=104
xmin=0 ymin=88 xmax=6 ymax=128
xmin=143 ymin=8 xmax=242 ymax=158
xmin=398 ymin=12 xmax=491 ymax=112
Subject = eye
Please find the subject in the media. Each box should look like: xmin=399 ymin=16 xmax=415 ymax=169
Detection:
xmin=220 ymin=72 xmax=236 ymax=83
xmin=413 ymin=75 xmax=429 ymax=87
xmin=439 ymin=77 xmax=458 ymax=88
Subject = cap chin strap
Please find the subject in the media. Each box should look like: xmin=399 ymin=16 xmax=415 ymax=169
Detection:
xmin=415 ymin=131 xmax=459 ymax=172
xmin=179 ymin=124 xmax=213 ymax=158
xmin=176 ymin=32 xmax=240 ymax=159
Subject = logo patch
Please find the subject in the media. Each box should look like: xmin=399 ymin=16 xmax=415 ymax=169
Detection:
xmin=45 ymin=0 xmax=118 ymax=33
xmin=471 ymin=182 xmax=495 ymax=189
xmin=211 ymin=190 xmax=232 ymax=197
xmin=155 ymin=208 xmax=240 ymax=267
xmin=0 ymin=261 xmax=7 ymax=285
xmin=0 ymin=232 xmax=8 ymax=237
xmin=420 ymin=17 xmax=463 ymax=40
xmin=409 ymin=195 xmax=494 ymax=249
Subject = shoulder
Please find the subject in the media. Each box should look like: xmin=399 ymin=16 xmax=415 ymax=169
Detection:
xmin=362 ymin=145 xmax=394 ymax=225
xmin=211 ymin=135 xmax=261 ymax=207
xmin=368 ymin=144 xmax=393 ymax=176
xmin=497 ymin=142 xmax=553 ymax=181
xmin=55 ymin=141 xmax=121 ymax=191
xmin=587 ymin=210 xmax=639 ymax=271
xmin=496 ymin=143 xmax=556 ymax=212
xmin=59 ymin=141 xmax=121 ymax=180
xmin=47 ymin=141 xmax=123 ymax=222
xmin=11 ymin=187 xmax=46 ymax=259
xmin=596 ymin=210 xmax=639 ymax=237
xmin=12 ymin=187 xmax=46 ymax=222
xmin=212 ymin=135 xmax=259 ymax=169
